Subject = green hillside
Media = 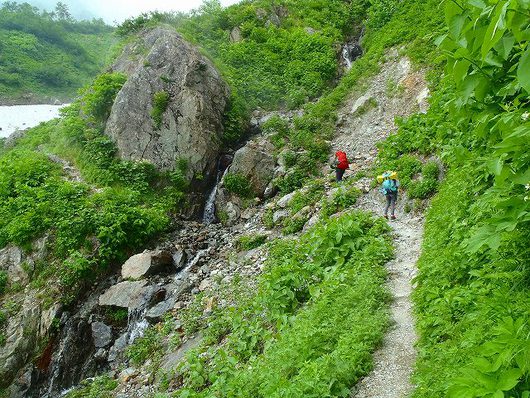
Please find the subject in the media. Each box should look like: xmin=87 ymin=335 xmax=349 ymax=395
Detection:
xmin=0 ymin=2 xmax=115 ymax=103
xmin=0 ymin=0 xmax=529 ymax=396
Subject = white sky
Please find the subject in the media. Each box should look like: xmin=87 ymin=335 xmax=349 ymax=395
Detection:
xmin=85 ymin=0 xmax=241 ymax=24
xmin=9 ymin=0 xmax=241 ymax=24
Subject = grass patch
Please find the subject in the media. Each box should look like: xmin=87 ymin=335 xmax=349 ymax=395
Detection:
xmin=151 ymin=91 xmax=171 ymax=130
xmin=153 ymin=211 xmax=393 ymax=396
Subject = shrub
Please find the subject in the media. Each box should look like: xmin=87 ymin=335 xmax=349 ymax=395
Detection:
xmin=151 ymin=91 xmax=171 ymax=130
xmin=396 ymin=154 xmax=422 ymax=187
xmin=126 ymin=327 xmax=163 ymax=366
xmin=224 ymin=173 xmax=253 ymax=198
xmin=0 ymin=271 xmax=7 ymax=295
xmin=408 ymin=161 xmax=440 ymax=199
xmin=281 ymin=150 xmax=297 ymax=168
xmin=273 ymin=168 xmax=307 ymax=195
xmin=79 ymin=73 xmax=127 ymax=123
xmin=282 ymin=216 xmax=308 ymax=235
xmin=322 ymin=186 xmax=362 ymax=218
xmin=236 ymin=234 xmax=267 ymax=251
xmin=64 ymin=375 xmax=118 ymax=398
xmin=422 ymin=161 xmax=440 ymax=181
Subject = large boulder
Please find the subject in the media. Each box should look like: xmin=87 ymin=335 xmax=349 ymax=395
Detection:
xmin=98 ymin=281 xmax=152 ymax=310
xmin=121 ymin=250 xmax=174 ymax=280
xmin=105 ymin=28 xmax=230 ymax=182
xmin=228 ymin=138 xmax=276 ymax=197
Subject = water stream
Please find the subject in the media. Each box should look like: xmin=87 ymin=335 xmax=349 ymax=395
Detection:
xmin=202 ymin=158 xmax=229 ymax=225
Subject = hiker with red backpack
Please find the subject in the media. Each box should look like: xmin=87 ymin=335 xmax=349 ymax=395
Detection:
xmin=332 ymin=150 xmax=350 ymax=182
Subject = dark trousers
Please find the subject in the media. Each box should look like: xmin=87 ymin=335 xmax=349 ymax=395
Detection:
xmin=336 ymin=168 xmax=345 ymax=182
xmin=385 ymin=192 xmax=398 ymax=216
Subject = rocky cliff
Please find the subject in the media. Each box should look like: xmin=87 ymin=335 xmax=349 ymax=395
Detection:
xmin=105 ymin=28 xmax=230 ymax=183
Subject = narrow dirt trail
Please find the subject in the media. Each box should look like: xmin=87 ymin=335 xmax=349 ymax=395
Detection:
xmin=328 ymin=52 xmax=429 ymax=397
xmin=351 ymin=191 xmax=423 ymax=398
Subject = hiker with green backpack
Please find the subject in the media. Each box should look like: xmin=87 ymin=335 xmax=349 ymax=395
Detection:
xmin=378 ymin=171 xmax=400 ymax=220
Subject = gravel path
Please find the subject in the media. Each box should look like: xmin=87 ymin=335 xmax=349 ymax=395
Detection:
xmin=351 ymin=191 xmax=423 ymax=398
xmin=329 ymin=52 xmax=429 ymax=398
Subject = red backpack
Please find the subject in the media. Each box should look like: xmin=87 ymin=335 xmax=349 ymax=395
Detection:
xmin=335 ymin=151 xmax=349 ymax=170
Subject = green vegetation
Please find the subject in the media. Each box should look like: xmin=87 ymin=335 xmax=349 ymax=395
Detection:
xmin=0 ymin=72 xmax=187 ymax=304
xmin=105 ymin=307 xmax=129 ymax=325
xmin=374 ymin=0 xmax=530 ymax=395
xmin=0 ymin=271 xmax=7 ymax=295
xmin=119 ymin=1 xmax=366 ymax=111
xmin=64 ymin=375 xmax=118 ymax=398
xmin=321 ymin=184 xmax=362 ymax=218
xmin=0 ymin=2 xmax=115 ymax=101
xmin=151 ymin=91 xmax=171 ymax=129
xmin=136 ymin=211 xmax=392 ymax=396
xmin=223 ymin=173 xmax=253 ymax=198
xmin=236 ymin=233 xmax=267 ymax=251
xmin=126 ymin=326 xmax=164 ymax=366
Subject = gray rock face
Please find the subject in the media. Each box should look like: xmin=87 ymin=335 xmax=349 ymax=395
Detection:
xmin=121 ymin=250 xmax=173 ymax=280
xmin=0 ymin=246 xmax=28 ymax=284
xmin=98 ymin=281 xmax=151 ymax=310
xmin=145 ymin=300 xmax=174 ymax=323
xmin=230 ymin=27 xmax=243 ymax=42
xmin=277 ymin=192 xmax=296 ymax=208
xmin=105 ymin=28 xmax=230 ymax=182
xmin=229 ymin=139 xmax=276 ymax=197
xmin=0 ymin=293 xmax=40 ymax=388
xmin=91 ymin=322 xmax=113 ymax=348
xmin=108 ymin=332 xmax=128 ymax=363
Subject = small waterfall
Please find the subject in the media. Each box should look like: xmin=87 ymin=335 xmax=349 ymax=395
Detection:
xmin=203 ymin=183 xmax=219 ymax=225
xmin=203 ymin=157 xmax=230 ymax=225
xmin=175 ymin=249 xmax=207 ymax=283
xmin=342 ymin=46 xmax=354 ymax=69
xmin=127 ymin=308 xmax=149 ymax=344
xmin=342 ymin=33 xmax=363 ymax=70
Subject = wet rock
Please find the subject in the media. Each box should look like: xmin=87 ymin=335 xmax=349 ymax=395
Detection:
xmin=99 ymin=281 xmax=151 ymax=310
xmin=108 ymin=332 xmax=128 ymax=363
xmin=173 ymin=250 xmax=187 ymax=271
xmin=145 ymin=300 xmax=174 ymax=323
xmin=121 ymin=250 xmax=173 ymax=280
xmin=44 ymin=317 xmax=97 ymax=396
xmin=91 ymin=322 xmax=113 ymax=348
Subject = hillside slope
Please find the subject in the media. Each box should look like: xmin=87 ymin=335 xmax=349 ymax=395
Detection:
xmin=0 ymin=0 xmax=529 ymax=397
xmin=0 ymin=2 xmax=115 ymax=104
